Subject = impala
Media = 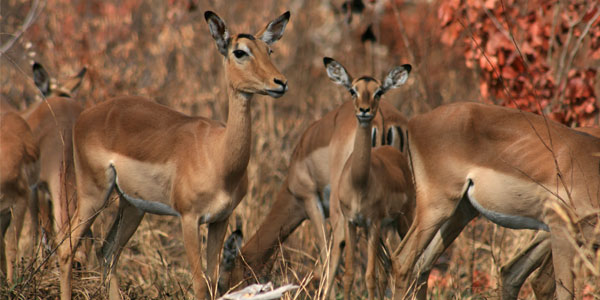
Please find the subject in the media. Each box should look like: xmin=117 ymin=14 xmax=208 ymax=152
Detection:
xmin=392 ymin=102 xmax=600 ymax=300
xmin=0 ymin=111 xmax=38 ymax=283
xmin=325 ymin=57 xmax=414 ymax=300
xmin=58 ymin=10 xmax=290 ymax=300
xmin=222 ymin=73 xmax=411 ymax=294
xmin=26 ymin=62 xmax=89 ymax=267
xmin=499 ymin=126 xmax=600 ymax=300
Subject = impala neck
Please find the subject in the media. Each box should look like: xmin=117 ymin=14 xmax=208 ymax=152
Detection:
xmin=219 ymin=85 xmax=253 ymax=183
xmin=351 ymin=121 xmax=372 ymax=188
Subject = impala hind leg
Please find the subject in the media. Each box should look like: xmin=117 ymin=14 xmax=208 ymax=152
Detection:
xmin=500 ymin=231 xmax=551 ymax=300
xmin=392 ymin=194 xmax=458 ymax=300
xmin=98 ymin=197 xmax=145 ymax=300
xmin=4 ymin=189 xmax=28 ymax=284
xmin=304 ymin=193 xmax=329 ymax=279
xmin=59 ymin=173 xmax=115 ymax=300
xmin=550 ymin=227 xmax=576 ymax=300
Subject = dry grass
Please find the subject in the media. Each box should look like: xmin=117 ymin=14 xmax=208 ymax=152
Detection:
xmin=1 ymin=0 xmax=599 ymax=299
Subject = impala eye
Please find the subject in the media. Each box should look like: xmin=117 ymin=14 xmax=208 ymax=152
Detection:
xmin=374 ymin=89 xmax=383 ymax=99
xmin=233 ymin=50 xmax=248 ymax=59
xmin=268 ymin=48 xmax=274 ymax=55
xmin=349 ymin=89 xmax=357 ymax=97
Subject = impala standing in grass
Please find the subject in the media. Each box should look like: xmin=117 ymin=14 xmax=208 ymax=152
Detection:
xmin=59 ymin=10 xmax=290 ymax=300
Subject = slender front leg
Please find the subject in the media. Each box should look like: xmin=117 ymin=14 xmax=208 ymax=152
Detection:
xmin=550 ymin=225 xmax=576 ymax=300
xmin=323 ymin=208 xmax=345 ymax=300
xmin=343 ymin=221 xmax=357 ymax=300
xmin=366 ymin=221 xmax=381 ymax=300
xmin=182 ymin=215 xmax=205 ymax=299
xmin=5 ymin=191 xmax=27 ymax=284
xmin=206 ymin=217 xmax=230 ymax=299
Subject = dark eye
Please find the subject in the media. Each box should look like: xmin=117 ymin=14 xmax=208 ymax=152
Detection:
xmin=374 ymin=89 xmax=383 ymax=99
xmin=233 ymin=50 xmax=248 ymax=59
xmin=349 ymin=89 xmax=357 ymax=97
xmin=268 ymin=48 xmax=273 ymax=55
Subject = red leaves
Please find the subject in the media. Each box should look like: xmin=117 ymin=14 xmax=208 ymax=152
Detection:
xmin=439 ymin=0 xmax=600 ymax=126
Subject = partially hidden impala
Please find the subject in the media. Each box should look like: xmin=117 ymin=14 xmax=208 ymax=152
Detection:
xmin=59 ymin=10 xmax=290 ymax=300
xmin=392 ymin=102 xmax=600 ymax=300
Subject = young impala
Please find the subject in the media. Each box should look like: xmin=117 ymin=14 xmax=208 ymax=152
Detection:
xmin=392 ymin=102 xmax=600 ymax=300
xmin=59 ymin=11 xmax=290 ymax=300
xmin=222 ymin=71 xmax=411 ymax=295
xmin=324 ymin=57 xmax=414 ymax=300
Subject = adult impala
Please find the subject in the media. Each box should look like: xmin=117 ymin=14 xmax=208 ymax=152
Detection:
xmin=392 ymin=102 xmax=600 ymax=300
xmin=499 ymin=126 xmax=600 ymax=300
xmin=59 ymin=11 xmax=290 ymax=300
xmin=223 ymin=71 xmax=411 ymax=293
xmin=0 ymin=111 xmax=38 ymax=283
xmin=325 ymin=57 xmax=414 ymax=300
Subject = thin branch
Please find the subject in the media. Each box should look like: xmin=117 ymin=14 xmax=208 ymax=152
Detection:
xmin=555 ymin=7 xmax=600 ymax=108
xmin=0 ymin=0 xmax=44 ymax=55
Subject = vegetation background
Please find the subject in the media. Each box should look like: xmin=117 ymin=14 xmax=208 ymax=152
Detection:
xmin=1 ymin=0 xmax=598 ymax=299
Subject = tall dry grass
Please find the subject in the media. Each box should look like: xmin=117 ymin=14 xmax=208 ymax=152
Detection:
xmin=1 ymin=0 xmax=598 ymax=299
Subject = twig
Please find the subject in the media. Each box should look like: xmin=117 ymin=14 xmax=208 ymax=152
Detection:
xmin=555 ymin=7 xmax=600 ymax=109
xmin=0 ymin=0 xmax=43 ymax=55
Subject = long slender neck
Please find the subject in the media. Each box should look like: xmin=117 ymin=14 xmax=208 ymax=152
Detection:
xmin=350 ymin=120 xmax=372 ymax=188
xmin=219 ymin=84 xmax=253 ymax=183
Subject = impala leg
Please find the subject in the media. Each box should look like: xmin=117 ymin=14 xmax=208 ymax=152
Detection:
xmin=0 ymin=208 xmax=11 ymax=280
xmin=550 ymin=226 xmax=575 ymax=300
xmin=531 ymin=248 xmax=555 ymax=300
xmin=59 ymin=176 xmax=114 ymax=300
xmin=304 ymin=193 xmax=329 ymax=278
xmin=342 ymin=222 xmax=357 ymax=300
xmin=206 ymin=217 xmax=230 ymax=299
xmin=408 ymin=197 xmax=478 ymax=299
xmin=5 ymin=189 xmax=27 ymax=284
xmin=500 ymin=231 xmax=551 ymax=300
xmin=99 ymin=197 xmax=145 ymax=300
xmin=366 ymin=221 xmax=381 ymax=300
xmin=323 ymin=208 xmax=345 ymax=300
xmin=393 ymin=193 xmax=457 ymax=300
xmin=182 ymin=214 xmax=206 ymax=299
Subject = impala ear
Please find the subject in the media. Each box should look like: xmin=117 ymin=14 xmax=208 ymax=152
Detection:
xmin=205 ymin=11 xmax=231 ymax=56
xmin=33 ymin=62 xmax=51 ymax=96
xmin=380 ymin=64 xmax=411 ymax=94
xmin=257 ymin=11 xmax=290 ymax=45
xmin=62 ymin=67 xmax=87 ymax=95
xmin=323 ymin=57 xmax=352 ymax=90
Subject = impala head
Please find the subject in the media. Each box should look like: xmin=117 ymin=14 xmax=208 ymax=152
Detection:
xmin=205 ymin=11 xmax=290 ymax=98
xmin=323 ymin=57 xmax=411 ymax=127
xmin=33 ymin=62 xmax=87 ymax=98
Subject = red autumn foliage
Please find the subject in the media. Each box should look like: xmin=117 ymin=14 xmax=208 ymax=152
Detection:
xmin=439 ymin=0 xmax=600 ymax=126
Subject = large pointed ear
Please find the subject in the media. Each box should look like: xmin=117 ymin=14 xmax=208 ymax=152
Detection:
xmin=33 ymin=62 xmax=51 ymax=96
xmin=323 ymin=57 xmax=352 ymax=90
xmin=62 ymin=67 xmax=87 ymax=95
xmin=204 ymin=11 xmax=230 ymax=56
xmin=380 ymin=64 xmax=411 ymax=94
xmin=257 ymin=11 xmax=290 ymax=45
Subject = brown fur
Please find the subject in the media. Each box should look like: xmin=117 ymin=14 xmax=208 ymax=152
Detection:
xmin=0 ymin=111 xmax=38 ymax=283
xmin=58 ymin=11 xmax=289 ymax=300
xmin=393 ymin=102 xmax=600 ymax=300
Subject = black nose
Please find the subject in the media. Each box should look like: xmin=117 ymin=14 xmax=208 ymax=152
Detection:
xmin=359 ymin=107 xmax=371 ymax=114
xmin=274 ymin=78 xmax=287 ymax=88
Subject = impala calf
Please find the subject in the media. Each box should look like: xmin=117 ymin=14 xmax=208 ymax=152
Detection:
xmin=393 ymin=102 xmax=600 ymax=300
xmin=0 ymin=111 xmax=38 ymax=283
xmin=223 ymin=78 xmax=410 ymax=292
xmin=60 ymin=10 xmax=290 ymax=300
xmin=324 ymin=57 xmax=414 ymax=300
